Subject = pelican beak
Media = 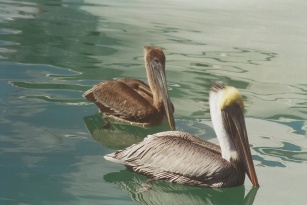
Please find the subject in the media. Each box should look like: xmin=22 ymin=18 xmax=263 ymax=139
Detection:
xmin=149 ymin=59 xmax=176 ymax=130
xmin=222 ymin=104 xmax=259 ymax=187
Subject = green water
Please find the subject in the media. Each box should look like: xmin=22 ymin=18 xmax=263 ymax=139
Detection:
xmin=1 ymin=0 xmax=307 ymax=204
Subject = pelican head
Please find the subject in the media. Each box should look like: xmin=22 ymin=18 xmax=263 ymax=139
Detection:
xmin=144 ymin=46 xmax=175 ymax=130
xmin=210 ymin=82 xmax=259 ymax=187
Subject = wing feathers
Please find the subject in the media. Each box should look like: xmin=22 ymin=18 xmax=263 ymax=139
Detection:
xmin=105 ymin=131 xmax=235 ymax=187
xmin=83 ymin=79 xmax=157 ymax=121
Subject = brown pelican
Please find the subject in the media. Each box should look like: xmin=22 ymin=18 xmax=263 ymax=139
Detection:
xmin=83 ymin=46 xmax=175 ymax=130
xmin=104 ymin=82 xmax=259 ymax=188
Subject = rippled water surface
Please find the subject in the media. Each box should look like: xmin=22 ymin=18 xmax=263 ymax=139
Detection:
xmin=1 ymin=0 xmax=307 ymax=204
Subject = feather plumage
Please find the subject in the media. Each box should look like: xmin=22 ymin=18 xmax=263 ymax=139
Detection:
xmin=105 ymin=131 xmax=245 ymax=187
xmin=83 ymin=78 xmax=157 ymax=122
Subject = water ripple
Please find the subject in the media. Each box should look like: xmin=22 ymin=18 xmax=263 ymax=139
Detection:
xmin=246 ymin=118 xmax=307 ymax=167
xmin=10 ymin=81 xmax=87 ymax=91
xmin=255 ymin=142 xmax=307 ymax=164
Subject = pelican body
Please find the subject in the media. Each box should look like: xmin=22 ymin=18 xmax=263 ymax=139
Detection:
xmin=105 ymin=83 xmax=259 ymax=188
xmin=83 ymin=46 xmax=175 ymax=130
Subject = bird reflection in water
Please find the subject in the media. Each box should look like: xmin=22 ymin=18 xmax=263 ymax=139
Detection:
xmin=83 ymin=113 xmax=171 ymax=149
xmin=104 ymin=170 xmax=258 ymax=205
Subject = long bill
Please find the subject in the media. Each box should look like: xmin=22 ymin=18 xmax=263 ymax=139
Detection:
xmin=222 ymin=103 xmax=259 ymax=187
xmin=149 ymin=60 xmax=176 ymax=130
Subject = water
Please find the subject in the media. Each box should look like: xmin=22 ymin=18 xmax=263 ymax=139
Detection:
xmin=0 ymin=0 xmax=306 ymax=204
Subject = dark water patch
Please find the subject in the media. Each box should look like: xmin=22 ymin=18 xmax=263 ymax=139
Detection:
xmin=0 ymin=1 xmax=120 ymax=70
xmin=274 ymin=120 xmax=306 ymax=135
xmin=0 ymin=131 xmax=104 ymax=204
xmin=255 ymin=141 xmax=307 ymax=164
xmin=253 ymin=155 xmax=285 ymax=168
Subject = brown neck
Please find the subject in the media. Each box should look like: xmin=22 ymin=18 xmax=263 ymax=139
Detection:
xmin=149 ymin=79 xmax=163 ymax=111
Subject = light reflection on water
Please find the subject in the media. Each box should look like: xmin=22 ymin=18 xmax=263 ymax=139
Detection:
xmin=1 ymin=0 xmax=307 ymax=204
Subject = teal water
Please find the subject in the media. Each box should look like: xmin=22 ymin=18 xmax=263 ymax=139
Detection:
xmin=1 ymin=0 xmax=307 ymax=204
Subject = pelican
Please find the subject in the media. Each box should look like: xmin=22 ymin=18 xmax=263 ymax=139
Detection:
xmin=104 ymin=82 xmax=259 ymax=188
xmin=83 ymin=46 xmax=175 ymax=130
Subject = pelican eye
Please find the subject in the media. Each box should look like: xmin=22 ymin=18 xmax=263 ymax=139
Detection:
xmin=153 ymin=58 xmax=160 ymax=63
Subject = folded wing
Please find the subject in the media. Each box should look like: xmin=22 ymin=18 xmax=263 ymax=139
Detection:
xmin=105 ymin=131 xmax=235 ymax=187
xmin=83 ymin=79 xmax=156 ymax=121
